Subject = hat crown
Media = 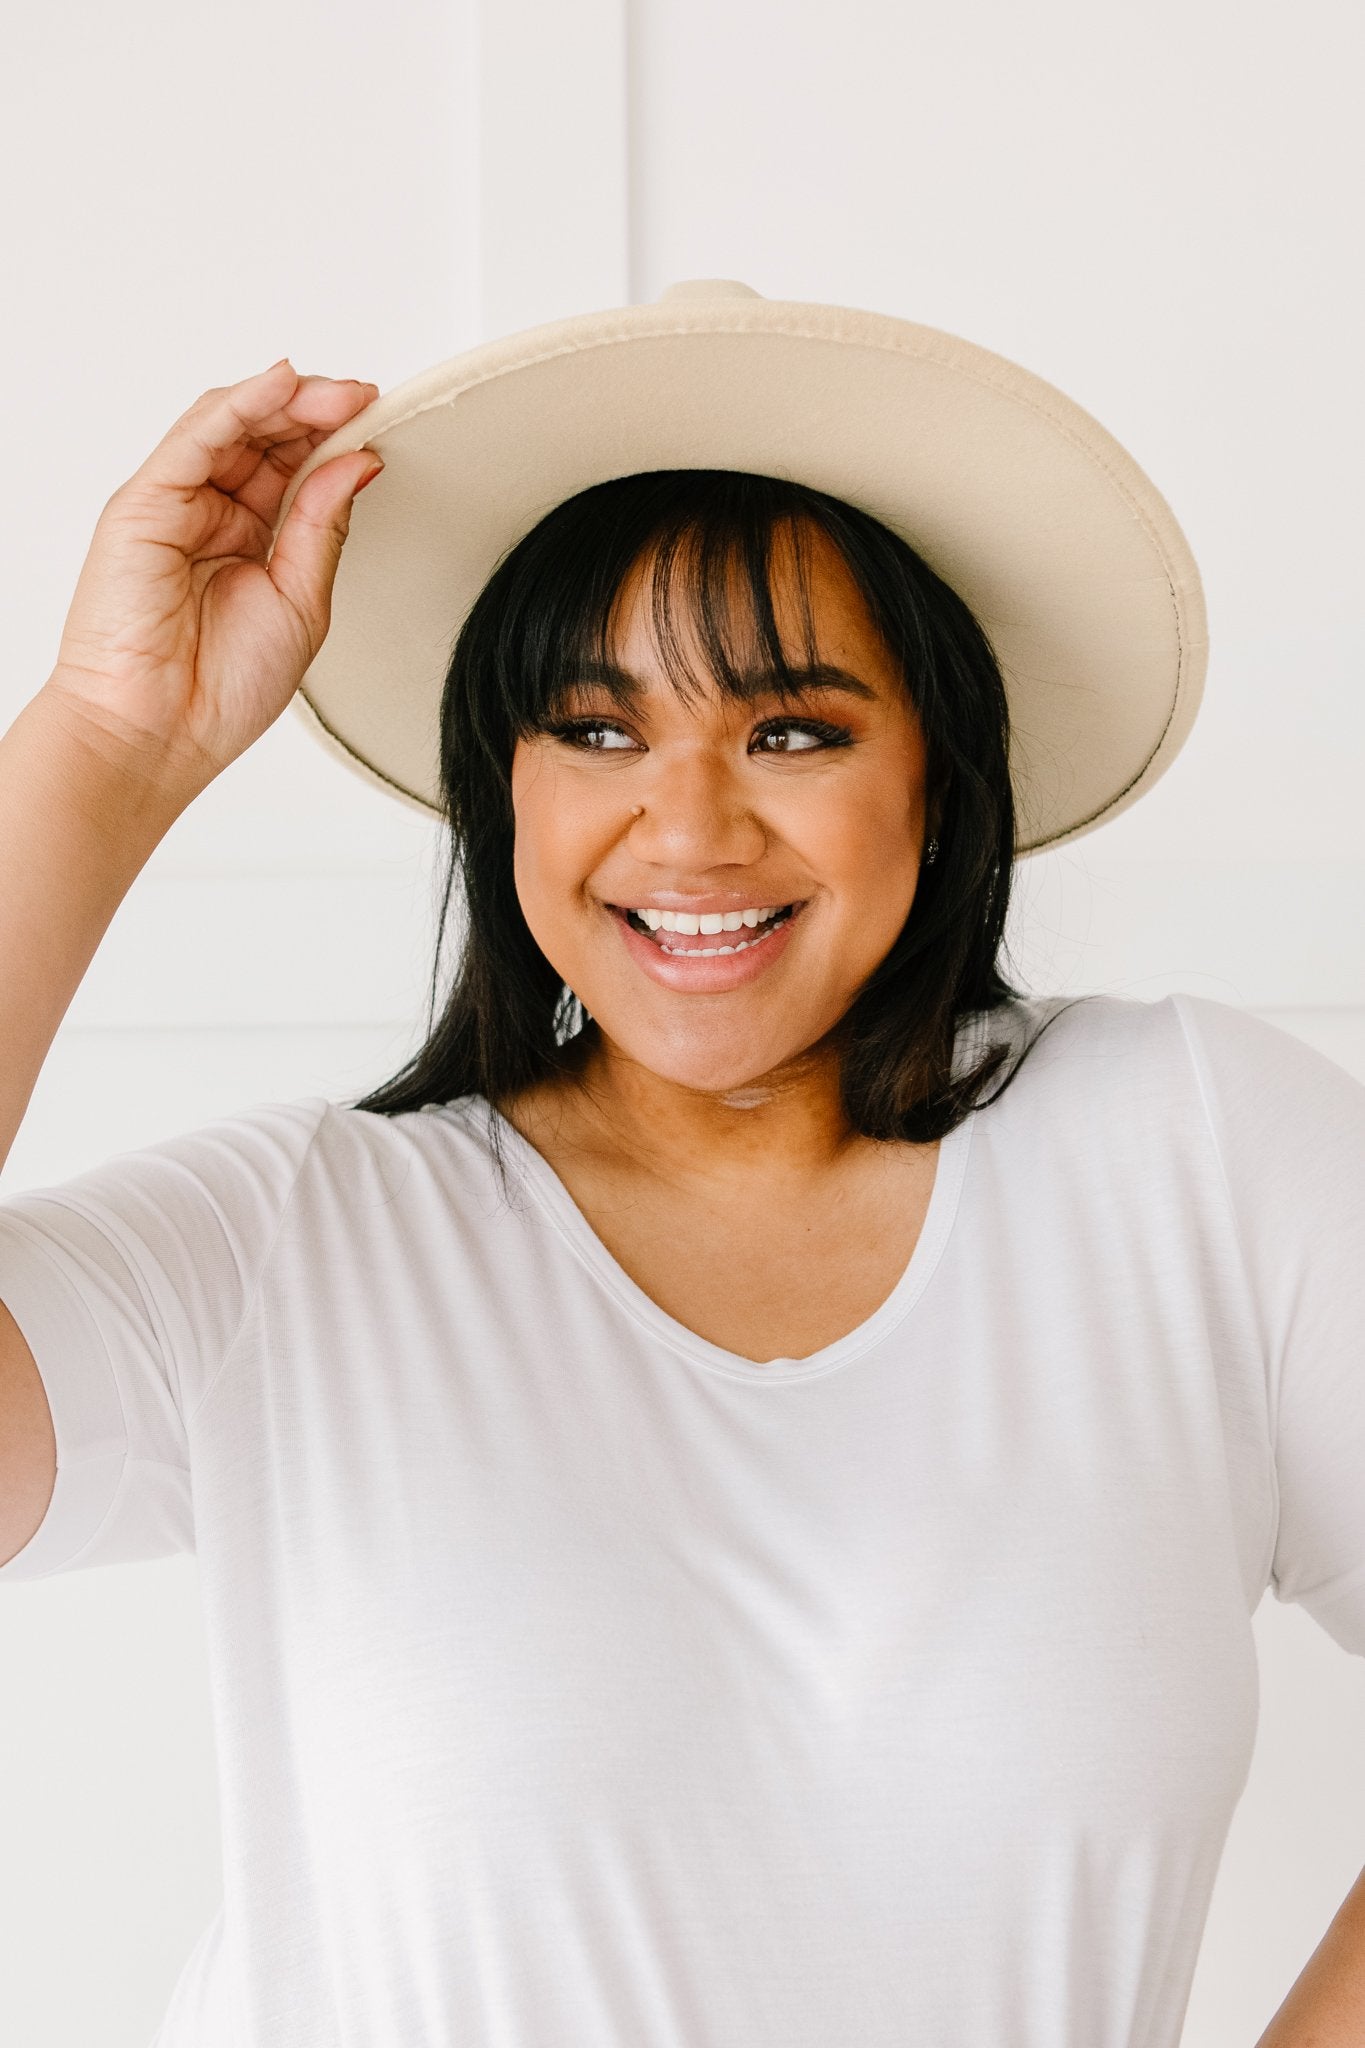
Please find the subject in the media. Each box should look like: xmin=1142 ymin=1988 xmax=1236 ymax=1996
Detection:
xmin=655 ymin=278 xmax=764 ymax=303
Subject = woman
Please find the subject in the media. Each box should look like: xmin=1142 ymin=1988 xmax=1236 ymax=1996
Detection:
xmin=1 ymin=317 xmax=1363 ymax=2048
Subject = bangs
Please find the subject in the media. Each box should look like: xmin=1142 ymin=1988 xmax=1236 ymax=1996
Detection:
xmin=490 ymin=470 xmax=885 ymax=739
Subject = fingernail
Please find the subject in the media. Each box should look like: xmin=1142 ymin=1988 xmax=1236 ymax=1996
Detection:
xmin=353 ymin=460 xmax=384 ymax=495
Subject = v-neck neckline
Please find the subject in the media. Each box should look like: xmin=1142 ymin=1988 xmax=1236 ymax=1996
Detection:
xmin=442 ymin=1091 xmax=978 ymax=1386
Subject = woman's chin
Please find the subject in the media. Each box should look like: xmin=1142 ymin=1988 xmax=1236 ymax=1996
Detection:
xmin=572 ymin=991 xmax=848 ymax=1104
xmin=602 ymin=1030 xmax=820 ymax=1104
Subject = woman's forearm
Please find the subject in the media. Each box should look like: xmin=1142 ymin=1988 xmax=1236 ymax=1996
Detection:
xmin=1254 ymin=1863 xmax=1365 ymax=2046
xmin=0 ymin=677 xmax=195 ymax=1176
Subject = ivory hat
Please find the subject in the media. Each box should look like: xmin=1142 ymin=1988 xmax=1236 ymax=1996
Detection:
xmin=273 ymin=278 xmax=1207 ymax=856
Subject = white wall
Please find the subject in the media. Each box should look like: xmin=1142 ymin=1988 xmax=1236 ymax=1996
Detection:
xmin=1 ymin=0 xmax=1362 ymax=2042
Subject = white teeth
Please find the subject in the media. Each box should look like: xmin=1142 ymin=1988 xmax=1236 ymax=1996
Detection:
xmin=624 ymin=902 xmax=796 ymax=956
xmin=652 ymin=907 xmax=796 ymax=955
xmin=643 ymin=904 xmax=785 ymax=933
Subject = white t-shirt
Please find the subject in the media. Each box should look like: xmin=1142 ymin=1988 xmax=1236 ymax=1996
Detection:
xmin=2 ymin=990 xmax=1363 ymax=2048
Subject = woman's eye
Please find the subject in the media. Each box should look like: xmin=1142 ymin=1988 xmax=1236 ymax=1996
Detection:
xmin=751 ymin=719 xmax=852 ymax=754
xmin=549 ymin=720 xmax=637 ymax=751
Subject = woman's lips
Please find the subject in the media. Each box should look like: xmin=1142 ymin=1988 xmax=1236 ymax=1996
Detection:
xmin=609 ymin=901 xmax=806 ymax=992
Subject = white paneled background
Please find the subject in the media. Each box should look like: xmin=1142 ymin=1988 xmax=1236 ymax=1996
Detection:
xmin=1 ymin=0 xmax=1362 ymax=2043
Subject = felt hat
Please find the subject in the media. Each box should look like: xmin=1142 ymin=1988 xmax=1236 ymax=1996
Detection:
xmin=272 ymin=278 xmax=1207 ymax=855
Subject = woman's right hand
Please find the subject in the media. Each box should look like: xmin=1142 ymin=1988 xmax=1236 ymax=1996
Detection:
xmin=43 ymin=357 xmax=384 ymax=798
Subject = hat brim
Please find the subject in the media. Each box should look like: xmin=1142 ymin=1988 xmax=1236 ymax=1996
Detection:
xmin=273 ymin=295 xmax=1207 ymax=856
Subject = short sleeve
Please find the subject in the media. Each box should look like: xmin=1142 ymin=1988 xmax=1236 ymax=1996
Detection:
xmin=0 ymin=1095 xmax=330 ymax=1582
xmin=1175 ymin=993 xmax=1365 ymax=1656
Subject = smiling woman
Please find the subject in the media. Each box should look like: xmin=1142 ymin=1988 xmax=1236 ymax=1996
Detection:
xmin=351 ymin=468 xmax=1065 ymax=1172
xmin=6 ymin=312 xmax=1365 ymax=2048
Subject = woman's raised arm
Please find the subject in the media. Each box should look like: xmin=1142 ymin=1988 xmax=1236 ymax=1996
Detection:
xmin=0 ymin=356 xmax=382 ymax=1174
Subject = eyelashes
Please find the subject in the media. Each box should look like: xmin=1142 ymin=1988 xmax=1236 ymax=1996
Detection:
xmin=542 ymin=716 xmax=856 ymax=755
xmin=751 ymin=718 xmax=857 ymax=754
xmin=539 ymin=720 xmax=629 ymax=751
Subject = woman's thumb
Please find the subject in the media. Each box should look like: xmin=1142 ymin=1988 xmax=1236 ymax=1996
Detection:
xmin=267 ymin=451 xmax=384 ymax=647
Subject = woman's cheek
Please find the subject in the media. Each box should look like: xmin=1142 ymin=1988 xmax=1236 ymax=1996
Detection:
xmin=828 ymin=798 xmax=923 ymax=949
xmin=512 ymin=791 xmax=610 ymax=969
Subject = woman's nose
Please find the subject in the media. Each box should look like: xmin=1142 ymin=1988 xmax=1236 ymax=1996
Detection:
xmin=625 ymin=746 xmax=767 ymax=865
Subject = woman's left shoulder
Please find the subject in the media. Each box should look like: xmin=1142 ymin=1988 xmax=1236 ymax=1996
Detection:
xmin=1009 ymin=989 xmax=1365 ymax=1151
xmin=1162 ymin=992 xmax=1365 ymax=1155
xmin=974 ymin=987 xmax=1188 ymax=1079
xmin=995 ymin=986 xmax=1342 ymax=1073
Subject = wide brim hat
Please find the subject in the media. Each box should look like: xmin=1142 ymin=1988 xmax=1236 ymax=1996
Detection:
xmin=272 ymin=278 xmax=1207 ymax=856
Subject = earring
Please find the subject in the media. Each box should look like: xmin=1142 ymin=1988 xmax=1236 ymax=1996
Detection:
xmin=924 ymin=837 xmax=940 ymax=865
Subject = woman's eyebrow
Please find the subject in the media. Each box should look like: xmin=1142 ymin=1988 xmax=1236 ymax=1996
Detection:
xmin=563 ymin=659 xmax=878 ymax=702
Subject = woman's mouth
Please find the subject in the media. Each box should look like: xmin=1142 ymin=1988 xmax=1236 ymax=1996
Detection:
xmin=618 ymin=902 xmax=798 ymax=956
xmin=607 ymin=899 xmax=807 ymax=990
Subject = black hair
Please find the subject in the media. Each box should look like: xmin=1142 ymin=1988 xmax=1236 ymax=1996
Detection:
xmin=348 ymin=468 xmax=1078 ymax=1177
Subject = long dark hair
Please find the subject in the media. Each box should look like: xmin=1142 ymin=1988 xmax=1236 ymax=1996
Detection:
xmin=349 ymin=469 xmax=1075 ymax=1162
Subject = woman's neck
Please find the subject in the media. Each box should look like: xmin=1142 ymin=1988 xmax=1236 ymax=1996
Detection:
xmin=503 ymin=1025 xmax=872 ymax=1196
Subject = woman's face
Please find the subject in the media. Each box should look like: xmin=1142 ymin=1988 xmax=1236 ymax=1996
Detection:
xmin=510 ymin=520 xmax=934 ymax=1097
